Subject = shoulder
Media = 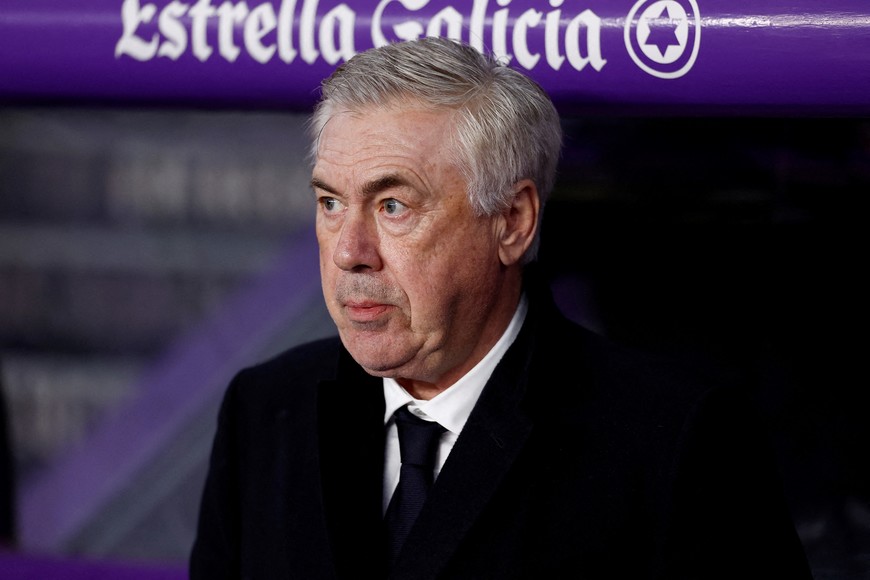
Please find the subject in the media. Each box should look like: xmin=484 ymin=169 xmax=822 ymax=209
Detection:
xmin=221 ymin=336 xmax=344 ymax=411
xmin=238 ymin=336 xmax=343 ymax=383
xmin=529 ymin=299 xmax=752 ymax=450
xmin=529 ymin=288 xmax=727 ymax=408
xmin=582 ymin=322 xmax=743 ymax=427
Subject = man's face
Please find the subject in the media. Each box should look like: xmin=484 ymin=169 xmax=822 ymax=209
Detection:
xmin=311 ymin=105 xmax=508 ymax=391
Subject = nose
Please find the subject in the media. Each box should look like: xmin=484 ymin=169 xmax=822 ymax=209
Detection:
xmin=332 ymin=209 xmax=383 ymax=272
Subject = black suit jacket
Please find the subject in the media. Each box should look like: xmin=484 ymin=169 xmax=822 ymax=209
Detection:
xmin=190 ymin=276 xmax=812 ymax=579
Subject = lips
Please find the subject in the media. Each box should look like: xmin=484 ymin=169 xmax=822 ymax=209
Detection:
xmin=343 ymin=300 xmax=393 ymax=322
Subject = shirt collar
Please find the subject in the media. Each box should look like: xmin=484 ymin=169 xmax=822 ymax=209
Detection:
xmin=383 ymin=293 xmax=528 ymax=434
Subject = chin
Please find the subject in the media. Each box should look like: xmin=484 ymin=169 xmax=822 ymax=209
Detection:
xmin=354 ymin=352 xmax=416 ymax=379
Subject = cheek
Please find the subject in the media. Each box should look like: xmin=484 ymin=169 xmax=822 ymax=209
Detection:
xmin=316 ymin=224 xmax=339 ymax=265
xmin=317 ymin=242 xmax=331 ymax=271
xmin=401 ymin=239 xmax=493 ymax=308
xmin=318 ymin=244 xmax=339 ymax=297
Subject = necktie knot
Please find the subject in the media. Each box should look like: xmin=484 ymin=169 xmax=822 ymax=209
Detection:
xmin=394 ymin=406 xmax=445 ymax=469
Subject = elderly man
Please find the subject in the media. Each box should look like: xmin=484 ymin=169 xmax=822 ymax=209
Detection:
xmin=190 ymin=36 xmax=812 ymax=579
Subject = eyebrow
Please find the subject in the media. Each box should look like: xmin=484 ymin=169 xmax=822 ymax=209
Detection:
xmin=310 ymin=177 xmax=336 ymax=194
xmin=310 ymin=174 xmax=411 ymax=197
xmin=362 ymin=174 xmax=411 ymax=196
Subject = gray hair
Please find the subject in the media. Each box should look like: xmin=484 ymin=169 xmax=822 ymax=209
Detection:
xmin=308 ymin=36 xmax=563 ymax=262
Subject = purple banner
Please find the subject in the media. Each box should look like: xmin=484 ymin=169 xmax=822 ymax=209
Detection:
xmin=2 ymin=0 xmax=870 ymax=114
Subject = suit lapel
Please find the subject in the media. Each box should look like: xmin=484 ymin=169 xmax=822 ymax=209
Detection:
xmin=317 ymin=349 xmax=387 ymax=578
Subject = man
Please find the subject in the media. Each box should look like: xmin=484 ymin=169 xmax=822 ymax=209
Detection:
xmin=190 ymin=36 xmax=812 ymax=579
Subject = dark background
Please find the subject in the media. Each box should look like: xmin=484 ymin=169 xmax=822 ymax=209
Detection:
xmin=541 ymin=116 xmax=869 ymax=578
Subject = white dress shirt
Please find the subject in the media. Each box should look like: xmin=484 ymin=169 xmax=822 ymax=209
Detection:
xmin=382 ymin=294 xmax=528 ymax=513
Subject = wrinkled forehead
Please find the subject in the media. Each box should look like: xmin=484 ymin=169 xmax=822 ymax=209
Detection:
xmin=312 ymin=96 xmax=461 ymax=156
xmin=314 ymin=103 xmax=460 ymax=162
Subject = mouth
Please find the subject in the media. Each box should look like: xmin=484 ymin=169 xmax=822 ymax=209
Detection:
xmin=343 ymin=300 xmax=393 ymax=323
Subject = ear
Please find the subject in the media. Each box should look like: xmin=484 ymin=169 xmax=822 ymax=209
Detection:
xmin=497 ymin=179 xmax=540 ymax=266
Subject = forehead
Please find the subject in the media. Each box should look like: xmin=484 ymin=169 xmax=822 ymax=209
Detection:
xmin=314 ymin=106 xmax=456 ymax=172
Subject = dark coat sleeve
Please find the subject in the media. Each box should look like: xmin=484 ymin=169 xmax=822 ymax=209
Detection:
xmin=189 ymin=372 xmax=244 ymax=580
xmin=188 ymin=338 xmax=345 ymax=580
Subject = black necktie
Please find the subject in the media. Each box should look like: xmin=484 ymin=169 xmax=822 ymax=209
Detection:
xmin=384 ymin=405 xmax=446 ymax=564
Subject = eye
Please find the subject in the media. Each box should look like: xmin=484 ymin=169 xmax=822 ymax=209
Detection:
xmin=383 ymin=198 xmax=408 ymax=216
xmin=319 ymin=196 xmax=344 ymax=213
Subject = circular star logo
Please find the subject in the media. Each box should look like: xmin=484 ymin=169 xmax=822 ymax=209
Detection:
xmin=625 ymin=0 xmax=701 ymax=79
